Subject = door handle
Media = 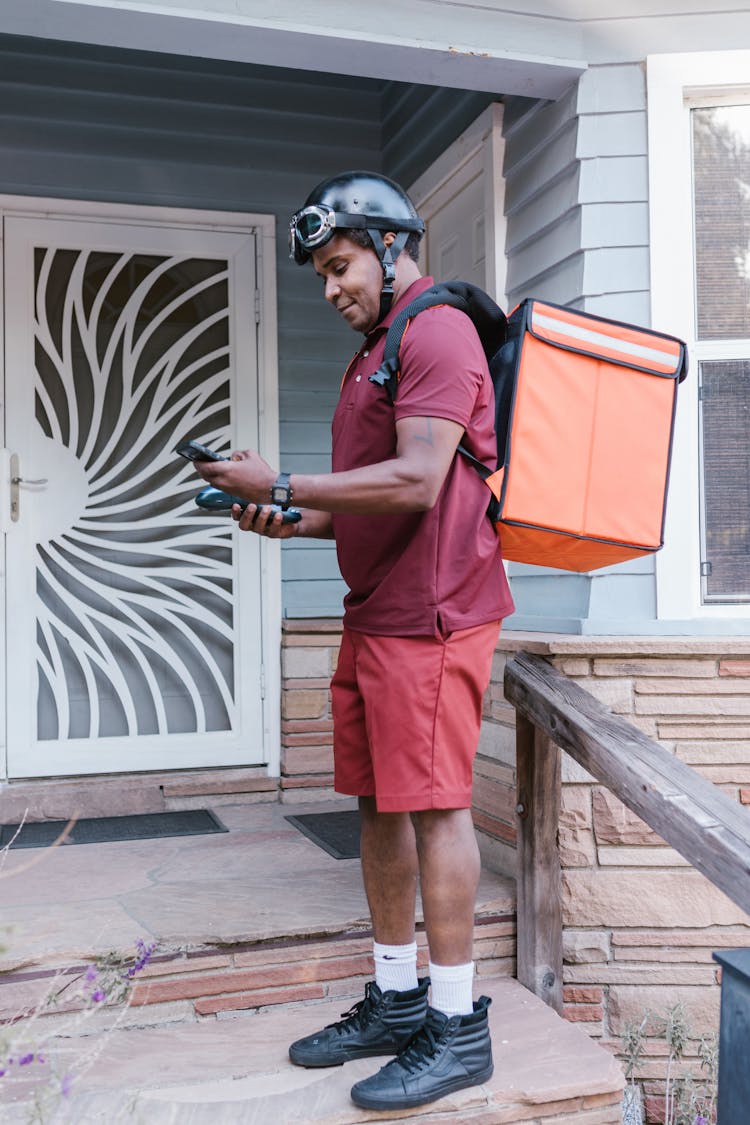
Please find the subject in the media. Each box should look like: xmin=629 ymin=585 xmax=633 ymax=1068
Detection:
xmin=9 ymin=453 xmax=48 ymax=522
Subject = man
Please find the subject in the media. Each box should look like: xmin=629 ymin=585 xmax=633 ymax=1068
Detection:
xmin=194 ymin=171 xmax=514 ymax=1111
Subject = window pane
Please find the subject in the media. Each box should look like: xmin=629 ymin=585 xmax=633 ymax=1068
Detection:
xmin=699 ymin=359 xmax=750 ymax=600
xmin=692 ymin=106 xmax=750 ymax=339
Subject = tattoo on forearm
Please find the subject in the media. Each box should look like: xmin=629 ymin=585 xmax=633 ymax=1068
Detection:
xmin=414 ymin=419 xmax=434 ymax=446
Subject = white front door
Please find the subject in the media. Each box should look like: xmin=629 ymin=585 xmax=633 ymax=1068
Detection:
xmin=2 ymin=208 xmax=271 ymax=779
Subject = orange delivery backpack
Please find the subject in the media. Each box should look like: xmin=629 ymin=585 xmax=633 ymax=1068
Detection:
xmin=370 ymin=281 xmax=688 ymax=572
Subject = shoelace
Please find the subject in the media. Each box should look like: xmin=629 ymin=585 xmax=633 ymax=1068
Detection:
xmin=392 ymin=1018 xmax=443 ymax=1074
xmin=326 ymin=984 xmax=376 ymax=1037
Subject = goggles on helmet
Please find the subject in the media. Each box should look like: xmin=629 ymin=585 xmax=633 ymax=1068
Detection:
xmin=289 ymin=205 xmax=339 ymax=259
xmin=288 ymin=205 xmax=424 ymax=263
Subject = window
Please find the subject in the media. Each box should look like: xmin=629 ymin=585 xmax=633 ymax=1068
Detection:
xmin=692 ymin=105 xmax=750 ymax=602
xmin=648 ymin=52 xmax=750 ymax=623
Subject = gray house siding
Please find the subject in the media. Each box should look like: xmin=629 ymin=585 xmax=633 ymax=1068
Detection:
xmin=0 ymin=33 xmax=496 ymax=620
xmin=503 ymin=64 xmax=648 ymax=320
xmin=501 ymin=63 xmax=662 ymax=635
xmin=381 ymin=84 xmax=494 ymax=189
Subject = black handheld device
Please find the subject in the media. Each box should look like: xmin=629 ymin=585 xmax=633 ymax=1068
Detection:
xmin=195 ymin=486 xmax=302 ymax=524
xmin=174 ymin=440 xmax=227 ymax=462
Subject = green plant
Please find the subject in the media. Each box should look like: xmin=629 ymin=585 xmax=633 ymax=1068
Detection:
xmin=622 ymin=1011 xmax=649 ymax=1083
xmin=662 ymin=1001 xmax=690 ymax=1123
xmin=620 ymin=1003 xmax=718 ymax=1125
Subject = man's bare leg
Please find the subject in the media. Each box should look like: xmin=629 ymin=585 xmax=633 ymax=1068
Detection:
xmin=358 ymin=800 xmax=480 ymax=960
xmin=411 ymin=807 xmax=480 ymax=964
xmin=358 ymin=795 xmax=418 ymax=944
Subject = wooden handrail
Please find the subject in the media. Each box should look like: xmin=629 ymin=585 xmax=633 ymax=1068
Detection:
xmin=503 ymin=651 xmax=750 ymax=1012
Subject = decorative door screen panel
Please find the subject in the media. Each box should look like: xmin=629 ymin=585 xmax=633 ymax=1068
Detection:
xmin=4 ymin=218 xmax=263 ymax=777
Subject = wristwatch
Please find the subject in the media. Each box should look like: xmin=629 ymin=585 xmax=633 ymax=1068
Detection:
xmin=270 ymin=472 xmax=293 ymax=509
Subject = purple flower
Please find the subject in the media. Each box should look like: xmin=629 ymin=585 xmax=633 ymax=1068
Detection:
xmin=91 ymin=988 xmax=106 ymax=1004
xmin=18 ymin=1054 xmax=34 ymax=1067
xmin=126 ymin=939 xmax=157 ymax=978
xmin=85 ymin=965 xmax=98 ymax=982
xmin=694 ymin=1117 xmax=708 ymax=1125
xmin=61 ymin=1073 xmax=73 ymax=1097
xmin=0 ymin=1068 xmax=6 ymax=1078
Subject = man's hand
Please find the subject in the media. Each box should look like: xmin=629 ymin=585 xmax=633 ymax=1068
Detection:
xmin=194 ymin=448 xmax=276 ymax=504
xmin=233 ymin=503 xmax=299 ymax=538
xmin=232 ymin=503 xmax=335 ymax=541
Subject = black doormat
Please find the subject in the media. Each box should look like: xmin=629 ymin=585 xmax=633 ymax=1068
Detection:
xmin=0 ymin=809 xmax=228 ymax=849
xmin=285 ymin=810 xmax=361 ymax=860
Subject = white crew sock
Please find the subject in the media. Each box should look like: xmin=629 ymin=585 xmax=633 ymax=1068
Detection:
xmin=373 ymin=940 xmax=419 ymax=994
xmin=428 ymin=960 xmax=475 ymax=1017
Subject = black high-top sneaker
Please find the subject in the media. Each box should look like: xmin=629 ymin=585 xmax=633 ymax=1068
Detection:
xmin=288 ymin=978 xmax=429 ymax=1068
xmin=349 ymin=995 xmax=493 ymax=1110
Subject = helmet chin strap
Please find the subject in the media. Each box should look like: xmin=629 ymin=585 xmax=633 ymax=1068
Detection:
xmin=368 ymin=230 xmax=410 ymax=324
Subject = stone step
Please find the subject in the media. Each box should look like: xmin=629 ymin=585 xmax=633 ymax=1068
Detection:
xmin=0 ymin=768 xmax=279 ymax=823
xmin=0 ymin=909 xmax=516 ymax=1029
xmin=1 ymin=977 xmax=625 ymax=1124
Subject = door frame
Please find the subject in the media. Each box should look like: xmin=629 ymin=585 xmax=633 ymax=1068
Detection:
xmin=408 ymin=103 xmax=507 ymax=306
xmin=0 ymin=194 xmax=282 ymax=780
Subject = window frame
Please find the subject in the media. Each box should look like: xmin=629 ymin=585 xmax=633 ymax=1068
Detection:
xmin=648 ymin=51 xmax=750 ymax=623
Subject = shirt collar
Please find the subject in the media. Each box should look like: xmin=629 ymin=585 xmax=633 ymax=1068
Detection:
xmin=364 ymin=275 xmax=435 ymax=343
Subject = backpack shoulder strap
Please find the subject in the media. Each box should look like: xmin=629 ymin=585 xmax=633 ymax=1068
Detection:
xmin=368 ymin=281 xmax=507 ymax=401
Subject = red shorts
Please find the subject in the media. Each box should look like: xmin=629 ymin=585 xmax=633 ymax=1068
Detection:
xmin=331 ymin=620 xmax=501 ymax=813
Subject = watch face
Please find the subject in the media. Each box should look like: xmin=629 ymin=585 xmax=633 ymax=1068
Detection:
xmin=271 ymin=473 xmax=291 ymax=507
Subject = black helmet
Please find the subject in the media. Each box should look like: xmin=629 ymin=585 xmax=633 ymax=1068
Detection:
xmin=289 ymin=171 xmax=425 ymax=321
xmin=289 ymin=171 xmax=424 ymax=265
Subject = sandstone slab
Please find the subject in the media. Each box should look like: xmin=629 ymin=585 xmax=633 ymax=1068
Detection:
xmin=607 ymin=982 xmax=721 ymax=1036
xmin=560 ymin=826 xmax=597 ymax=867
xmin=592 ymin=788 xmax=664 ymax=847
xmin=562 ymin=869 xmax=750 ymax=929
xmin=563 ymin=930 xmax=612 ymax=964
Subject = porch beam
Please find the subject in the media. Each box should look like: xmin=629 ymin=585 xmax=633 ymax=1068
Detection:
xmin=2 ymin=0 xmax=587 ymax=99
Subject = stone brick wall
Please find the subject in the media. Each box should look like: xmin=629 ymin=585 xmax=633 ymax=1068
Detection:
xmin=280 ymin=621 xmax=341 ymax=802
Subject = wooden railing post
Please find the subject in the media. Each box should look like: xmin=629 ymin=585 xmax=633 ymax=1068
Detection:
xmin=515 ymin=710 xmax=563 ymax=1013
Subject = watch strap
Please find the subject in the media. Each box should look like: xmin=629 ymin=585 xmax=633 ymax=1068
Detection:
xmin=271 ymin=471 xmax=293 ymax=509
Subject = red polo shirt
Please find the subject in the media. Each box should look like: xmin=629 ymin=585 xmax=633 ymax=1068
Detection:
xmin=331 ymin=276 xmax=514 ymax=636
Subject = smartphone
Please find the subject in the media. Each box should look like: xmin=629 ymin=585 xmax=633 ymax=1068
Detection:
xmin=174 ymin=440 xmax=228 ymax=462
xmin=195 ymin=486 xmax=302 ymax=524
